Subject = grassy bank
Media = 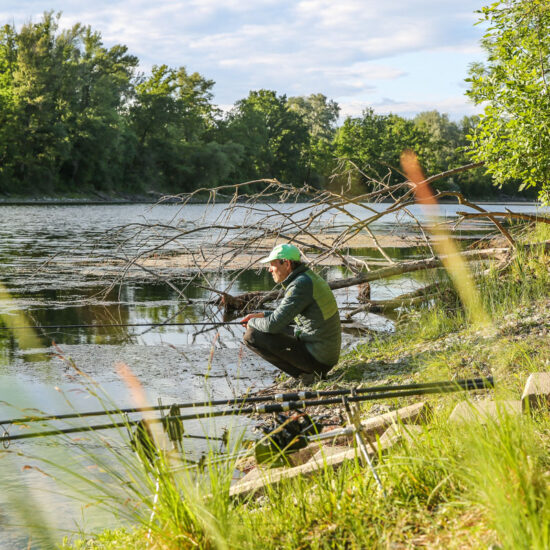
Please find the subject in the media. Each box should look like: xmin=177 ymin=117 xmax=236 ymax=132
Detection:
xmin=49 ymin=230 xmax=550 ymax=548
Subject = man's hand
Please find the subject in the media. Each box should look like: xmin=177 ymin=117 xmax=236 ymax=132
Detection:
xmin=240 ymin=312 xmax=265 ymax=327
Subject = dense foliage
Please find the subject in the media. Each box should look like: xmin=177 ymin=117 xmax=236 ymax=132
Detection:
xmin=0 ymin=11 xmax=537 ymax=198
xmin=466 ymin=0 xmax=550 ymax=200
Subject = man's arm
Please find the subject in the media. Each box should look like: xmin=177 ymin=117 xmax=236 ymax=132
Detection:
xmin=240 ymin=312 xmax=265 ymax=326
xmin=246 ymin=280 xmax=311 ymax=334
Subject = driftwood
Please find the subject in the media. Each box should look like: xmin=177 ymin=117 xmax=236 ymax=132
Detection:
xmin=346 ymin=283 xmax=441 ymax=316
xmin=343 ymin=240 xmax=550 ymax=315
xmin=456 ymin=211 xmax=550 ymax=225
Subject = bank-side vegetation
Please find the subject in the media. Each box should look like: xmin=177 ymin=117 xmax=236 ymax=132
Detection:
xmin=5 ymin=0 xmax=550 ymax=548
xmin=0 ymin=10 xmax=538 ymax=200
xmin=51 ymin=222 xmax=550 ymax=550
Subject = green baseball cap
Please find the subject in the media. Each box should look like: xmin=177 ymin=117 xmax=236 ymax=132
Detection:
xmin=259 ymin=243 xmax=301 ymax=263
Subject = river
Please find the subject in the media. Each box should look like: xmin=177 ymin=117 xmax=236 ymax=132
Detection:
xmin=0 ymin=201 xmax=545 ymax=548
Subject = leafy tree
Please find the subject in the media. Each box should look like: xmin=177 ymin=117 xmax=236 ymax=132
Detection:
xmin=222 ymin=89 xmax=310 ymax=185
xmin=287 ymin=93 xmax=339 ymax=141
xmin=8 ymin=12 xmax=73 ymax=191
xmin=128 ymin=64 xmax=239 ymax=191
xmin=287 ymin=93 xmax=340 ymax=186
xmin=333 ymin=109 xmax=426 ymax=190
xmin=413 ymin=111 xmax=461 ymax=174
xmin=0 ymin=12 xmax=138 ymax=193
xmin=0 ymin=24 xmax=18 ymax=188
xmin=412 ymin=111 xmax=481 ymax=193
xmin=61 ymin=27 xmax=138 ymax=190
xmin=466 ymin=0 xmax=550 ymax=199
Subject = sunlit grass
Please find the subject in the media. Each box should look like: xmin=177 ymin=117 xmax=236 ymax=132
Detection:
xmin=48 ymin=300 xmax=550 ymax=549
xmin=4 ymin=167 xmax=550 ymax=547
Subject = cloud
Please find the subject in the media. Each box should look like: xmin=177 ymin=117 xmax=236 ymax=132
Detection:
xmin=308 ymin=62 xmax=406 ymax=81
xmin=340 ymin=95 xmax=482 ymax=120
xmin=1 ymin=0 xmax=487 ymax=116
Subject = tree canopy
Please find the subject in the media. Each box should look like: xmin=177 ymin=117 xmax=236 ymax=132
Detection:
xmin=466 ymin=0 xmax=550 ymax=199
xmin=0 ymin=11 xmax=538 ymax=199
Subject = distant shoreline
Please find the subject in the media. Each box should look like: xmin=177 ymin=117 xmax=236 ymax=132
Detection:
xmin=0 ymin=194 xmax=541 ymax=207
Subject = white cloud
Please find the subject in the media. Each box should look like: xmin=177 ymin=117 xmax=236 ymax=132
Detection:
xmin=1 ymin=0 xmax=488 ymax=115
xmin=339 ymin=95 xmax=482 ymax=120
xmin=308 ymin=62 xmax=406 ymax=82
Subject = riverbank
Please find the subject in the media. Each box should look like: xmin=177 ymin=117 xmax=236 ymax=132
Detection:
xmin=0 ymin=190 xmax=541 ymax=206
xmin=61 ymin=301 xmax=550 ymax=549
xmin=0 ymin=191 xmax=169 ymax=205
xmin=60 ymin=237 xmax=550 ymax=549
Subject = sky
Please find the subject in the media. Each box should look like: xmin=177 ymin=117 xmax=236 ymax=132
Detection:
xmin=1 ymin=1 xmax=489 ymax=120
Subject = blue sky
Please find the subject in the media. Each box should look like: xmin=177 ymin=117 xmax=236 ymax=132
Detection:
xmin=2 ymin=1 xmax=488 ymax=120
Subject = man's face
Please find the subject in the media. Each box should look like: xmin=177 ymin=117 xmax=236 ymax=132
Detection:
xmin=268 ymin=259 xmax=292 ymax=283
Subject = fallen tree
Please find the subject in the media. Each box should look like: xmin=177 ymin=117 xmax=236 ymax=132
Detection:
xmin=216 ymin=245 xmax=516 ymax=314
xmin=96 ymin=162 xmax=547 ymax=322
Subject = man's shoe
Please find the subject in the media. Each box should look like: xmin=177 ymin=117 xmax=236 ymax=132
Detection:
xmin=298 ymin=373 xmax=316 ymax=386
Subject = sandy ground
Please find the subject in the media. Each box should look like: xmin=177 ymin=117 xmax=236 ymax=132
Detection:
xmin=131 ymin=233 xmax=434 ymax=272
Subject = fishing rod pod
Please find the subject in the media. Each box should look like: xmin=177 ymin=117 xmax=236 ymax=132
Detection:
xmin=0 ymin=376 xmax=493 ymax=427
xmin=0 ymin=376 xmax=493 ymax=444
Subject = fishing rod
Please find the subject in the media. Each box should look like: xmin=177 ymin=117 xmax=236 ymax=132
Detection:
xmin=0 ymin=318 xmax=361 ymax=332
xmin=0 ymin=377 xmax=493 ymax=427
xmin=0 ymin=321 xmax=244 ymax=331
xmin=0 ymin=377 xmax=493 ymax=443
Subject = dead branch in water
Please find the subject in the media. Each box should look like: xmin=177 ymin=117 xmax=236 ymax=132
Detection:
xmin=94 ymin=161 xmax=545 ymax=322
xmin=215 ymin=245 xmax=513 ymax=314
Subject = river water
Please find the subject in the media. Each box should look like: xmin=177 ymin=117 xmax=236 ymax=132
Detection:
xmin=0 ymin=201 xmax=545 ymax=547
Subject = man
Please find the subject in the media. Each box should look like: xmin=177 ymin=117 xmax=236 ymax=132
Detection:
xmin=241 ymin=243 xmax=341 ymax=382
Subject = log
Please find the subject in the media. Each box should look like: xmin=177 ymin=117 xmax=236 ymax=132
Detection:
xmin=346 ymin=283 xmax=441 ymax=316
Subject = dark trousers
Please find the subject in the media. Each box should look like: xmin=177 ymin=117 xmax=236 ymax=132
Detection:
xmin=243 ymin=326 xmax=331 ymax=378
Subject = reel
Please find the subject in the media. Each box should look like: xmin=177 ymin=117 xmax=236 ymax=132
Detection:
xmin=254 ymin=412 xmax=321 ymax=465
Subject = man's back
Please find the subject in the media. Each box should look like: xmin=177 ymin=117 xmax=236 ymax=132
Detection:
xmin=250 ymin=264 xmax=341 ymax=367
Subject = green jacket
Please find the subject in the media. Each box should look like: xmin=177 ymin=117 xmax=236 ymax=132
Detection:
xmin=248 ymin=264 xmax=341 ymax=366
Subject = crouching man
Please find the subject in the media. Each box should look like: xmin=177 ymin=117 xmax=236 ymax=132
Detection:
xmin=240 ymin=243 xmax=341 ymax=382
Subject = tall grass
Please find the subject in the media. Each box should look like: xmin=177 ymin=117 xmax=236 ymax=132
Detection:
xmin=4 ymin=361 xmax=245 ymax=548
xmin=457 ymin=412 xmax=550 ymax=549
xmin=391 ymin=234 xmax=550 ymax=344
xmin=45 ymin=382 xmax=550 ymax=549
xmin=11 ymin=226 xmax=550 ymax=548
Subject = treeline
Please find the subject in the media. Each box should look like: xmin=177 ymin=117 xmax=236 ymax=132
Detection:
xmin=0 ymin=13 xmax=534 ymax=198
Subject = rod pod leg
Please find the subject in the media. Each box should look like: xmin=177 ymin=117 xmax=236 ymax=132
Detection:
xmin=342 ymin=396 xmax=386 ymax=498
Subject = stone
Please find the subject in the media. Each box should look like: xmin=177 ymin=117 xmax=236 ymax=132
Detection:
xmin=449 ymin=399 xmax=522 ymax=423
xmin=360 ymin=401 xmax=431 ymax=437
xmin=521 ymin=372 xmax=550 ymax=412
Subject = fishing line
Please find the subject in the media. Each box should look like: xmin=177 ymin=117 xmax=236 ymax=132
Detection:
xmin=0 ymin=321 xmax=244 ymax=331
xmin=0 ymin=319 xmax=362 ymax=331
